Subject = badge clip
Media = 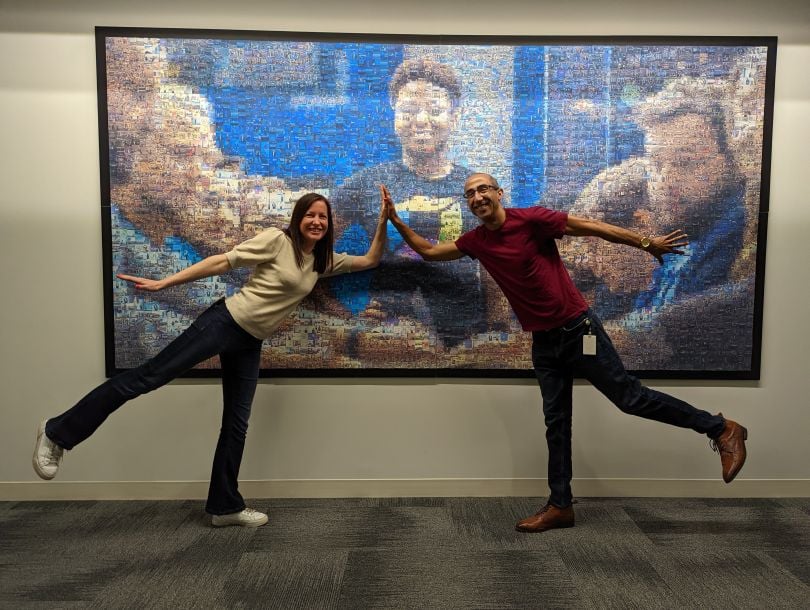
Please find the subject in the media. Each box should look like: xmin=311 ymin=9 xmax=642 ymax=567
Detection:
xmin=583 ymin=319 xmax=596 ymax=355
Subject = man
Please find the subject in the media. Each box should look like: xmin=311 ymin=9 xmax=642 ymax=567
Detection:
xmin=332 ymin=58 xmax=495 ymax=357
xmin=564 ymin=78 xmax=754 ymax=370
xmin=383 ymin=174 xmax=748 ymax=533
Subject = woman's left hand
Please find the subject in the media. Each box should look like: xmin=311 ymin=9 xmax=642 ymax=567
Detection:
xmin=117 ymin=274 xmax=166 ymax=291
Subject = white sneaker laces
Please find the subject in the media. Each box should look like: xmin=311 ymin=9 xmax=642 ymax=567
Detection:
xmin=44 ymin=440 xmax=64 ymax=466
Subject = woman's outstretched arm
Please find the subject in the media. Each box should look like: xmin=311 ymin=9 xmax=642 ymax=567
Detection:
xmin=117 ymin=254 xmax=231 ymax=291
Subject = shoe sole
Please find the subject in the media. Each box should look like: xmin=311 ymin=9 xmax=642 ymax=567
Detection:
xmin=724 ymin=426 xmax=748 ymax=483
xmin=515 ymin=522 xmax=575 ymax=533
xmin=211 ymin=515 xmax=268 ymax=528
xmin=32 ymin=420 xmax=56 ymax=481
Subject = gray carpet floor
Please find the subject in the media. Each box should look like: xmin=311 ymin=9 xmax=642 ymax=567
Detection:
xmin=1 ymin=497 xmax=808 ymax=609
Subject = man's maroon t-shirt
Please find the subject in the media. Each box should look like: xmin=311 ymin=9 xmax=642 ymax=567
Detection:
xmin=455 ymin=207 xmax=588 ymax=331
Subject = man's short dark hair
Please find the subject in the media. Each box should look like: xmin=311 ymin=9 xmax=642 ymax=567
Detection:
xmin=389 ymin=58 xmax=462 ymax=108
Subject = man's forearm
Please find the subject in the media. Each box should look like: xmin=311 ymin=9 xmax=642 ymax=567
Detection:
xmin=568 ymin=217 xmax=647 ymax=249
xmin=383 ymin=192 xmax=464 ymax=261
xmin=596 ymin=222 xmax=647 ymax=249
xmin=566 ymin=215 xmax=687 ymax=264
xmin=389 ymin=217 xmax=435 ymax=257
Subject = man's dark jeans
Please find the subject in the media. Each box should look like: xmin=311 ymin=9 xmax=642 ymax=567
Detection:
xmin=46 ymin=299 xmax=263 ymax=515
xmin=531 ymin=309 xmax=724 ymax=509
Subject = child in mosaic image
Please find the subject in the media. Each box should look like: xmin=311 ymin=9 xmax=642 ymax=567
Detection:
xmin=34 ymin=191 xmax=388 ymax=527
xmin=331 ymin=57 xmax=515 ymax=367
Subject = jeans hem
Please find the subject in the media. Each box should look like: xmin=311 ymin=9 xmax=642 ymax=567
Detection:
xmin=206 ymin=504 xmax=247 ymax=516
xmin=707 ymin=415 xmax=727 ymax=439
xmin=44 ymin=421 xmax=73 ymax=451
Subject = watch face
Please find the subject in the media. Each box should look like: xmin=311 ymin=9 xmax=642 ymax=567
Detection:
xmin=640 ymin=237 xmax=651 ymax=248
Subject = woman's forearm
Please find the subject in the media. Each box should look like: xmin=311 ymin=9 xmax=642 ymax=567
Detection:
xmin=160 ymin=254 xmax=232 ymax=289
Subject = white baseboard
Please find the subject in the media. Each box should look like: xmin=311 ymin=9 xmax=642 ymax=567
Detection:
xmin=2 ymin=478 xmax=809 ymax=501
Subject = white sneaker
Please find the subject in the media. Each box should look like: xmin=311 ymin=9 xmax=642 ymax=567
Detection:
xmin=211 ymin=508 xmax=268 ymax=528
xmin=33 ymin=419 xmax=64 ymax=480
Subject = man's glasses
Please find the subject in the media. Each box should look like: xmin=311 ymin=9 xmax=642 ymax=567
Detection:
xmin=463 ymin=184 xmax=499 ymax=199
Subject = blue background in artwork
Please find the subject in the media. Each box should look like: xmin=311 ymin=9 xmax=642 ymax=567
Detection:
xmin=201 ymin=43 xmax=404 ymax=187
xmin=196 ymin=42 xmax=658 ymax=207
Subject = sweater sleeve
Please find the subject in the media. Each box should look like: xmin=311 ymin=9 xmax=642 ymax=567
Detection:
xmin=225 ymin=228 xmax=286 ymax=269
xmin=320 ymin=252 xmax=355 ymax=278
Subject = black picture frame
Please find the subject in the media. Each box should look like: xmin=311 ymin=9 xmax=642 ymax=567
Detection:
xmin=96 ymin=27 xmax=776 ymax=379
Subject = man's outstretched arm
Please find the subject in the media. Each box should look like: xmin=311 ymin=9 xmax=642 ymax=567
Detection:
xmin=565 ymin=214 xmax=688 ymax=265
xmin=383 ymin=185 xmax=465 ymax=261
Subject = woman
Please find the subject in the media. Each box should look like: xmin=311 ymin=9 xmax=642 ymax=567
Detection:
xmin=33 ymin=191 xmax=387 ymax=527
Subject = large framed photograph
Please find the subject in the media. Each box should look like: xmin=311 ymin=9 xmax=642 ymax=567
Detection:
xmin=97 ymin=28 xmax=775 ymax=379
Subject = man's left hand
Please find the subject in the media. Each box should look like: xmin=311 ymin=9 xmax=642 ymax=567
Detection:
xmin=648 ymin=229 xmax=689 ymax=264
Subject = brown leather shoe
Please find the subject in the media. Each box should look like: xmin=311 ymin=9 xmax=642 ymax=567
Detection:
xmin=515 ymin=503 xmax=575 ymax=533
xmin=711 ymin=414 xmax=748 ymax=483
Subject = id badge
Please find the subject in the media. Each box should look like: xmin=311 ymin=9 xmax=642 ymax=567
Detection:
xmin=582 ymin=319 xmax=596 ymax=355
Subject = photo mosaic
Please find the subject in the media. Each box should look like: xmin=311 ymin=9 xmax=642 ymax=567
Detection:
xmin=98 ymin=30 xmax=774 ymax=377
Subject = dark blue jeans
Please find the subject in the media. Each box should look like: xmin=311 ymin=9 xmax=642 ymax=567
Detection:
xmin=531 ymin=309 xmax=725 ymax=509
xmin=46 ymin=299 xmax=264 ymax=515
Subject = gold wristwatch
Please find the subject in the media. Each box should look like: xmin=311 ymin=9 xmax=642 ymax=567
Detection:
xmin=639 ymin=236 xmax=652 ymax=249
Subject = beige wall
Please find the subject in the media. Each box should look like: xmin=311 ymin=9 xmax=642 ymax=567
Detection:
xmin=1 ymin=0 xmax=808 ymax=499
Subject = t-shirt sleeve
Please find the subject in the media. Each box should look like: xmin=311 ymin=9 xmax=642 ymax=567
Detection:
xmin=529 ymin=206 xmax=568 ymax=239
xmin=454 ymin=230 xmax=477 ymax=260
xmin=225 ymin=228 xmax=286 ymax=269
xmin=320 ymin=252 xmax=354 ymax=278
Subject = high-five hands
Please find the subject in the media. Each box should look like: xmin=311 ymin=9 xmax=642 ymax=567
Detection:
xmin=380 ymin=184 xmax=399 ymax=223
